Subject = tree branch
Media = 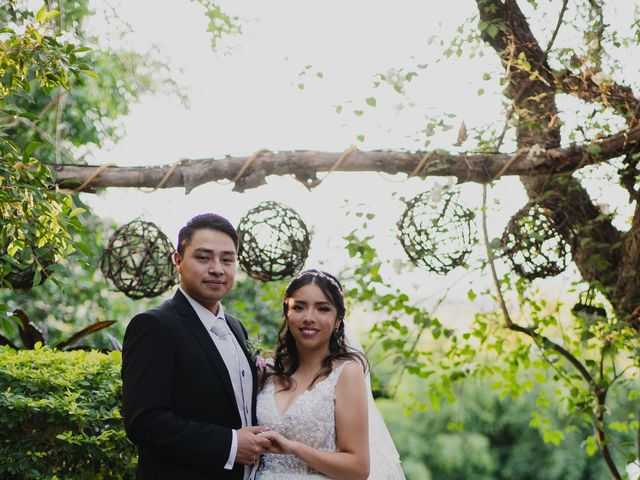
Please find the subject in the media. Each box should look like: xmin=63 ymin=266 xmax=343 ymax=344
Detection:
xmin=482 ymin=184 xmax=596 ymax=386
xmin=482 ymin=184 xmax=621 ymax=479
xmin=17 ymin=116 xmax=77 ymax=163
xmin=50 ymin=124 xmax=640 ymax=192
xmin=554 ymin=69 xmax=640 ymax=126
xmin=54 ymin=90 xmax=65 ymax=165
xmin=493 ymin=0 xmax=568 ymax=150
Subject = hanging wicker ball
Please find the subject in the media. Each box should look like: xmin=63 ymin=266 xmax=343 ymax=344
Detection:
xmin=100 ymin=220 xmax=177 ymax=299
xmin=397 ymin=189 xmax=476 ymax=274
xmin=501 ymin=203 xmax=573 ymax=280
xmin=237 ymin=201 xmax=310 ymax=281
xmin=4 ymin=255 xmax=55 ymax=290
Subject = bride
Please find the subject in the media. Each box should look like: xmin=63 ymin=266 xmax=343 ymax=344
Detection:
xmin=254 ymin=269 xmax=405 ymax=479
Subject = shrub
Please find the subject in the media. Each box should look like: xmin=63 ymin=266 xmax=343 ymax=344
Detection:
xmin=0 ymin=346 xmax=135 ymax=479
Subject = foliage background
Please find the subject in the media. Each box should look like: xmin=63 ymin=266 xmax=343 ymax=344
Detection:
xmin=1 ymin=1 xmax=639 ymax=479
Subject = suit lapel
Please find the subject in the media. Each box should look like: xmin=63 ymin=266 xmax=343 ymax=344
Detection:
xmin=225 ymin=315 xmax=250 ymax=356
xmin=226 ymin=315 xmax=257 ymax=379
xmin=226 ymin=314 xmax=259 ymax=425
xmin=172 ymin=290 xmax=237 ymax=410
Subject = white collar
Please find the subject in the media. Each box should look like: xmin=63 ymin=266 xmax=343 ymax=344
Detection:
xmin=179 ymin=287 xmax=226 ymax=331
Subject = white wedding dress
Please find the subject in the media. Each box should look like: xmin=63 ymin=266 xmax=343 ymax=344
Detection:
xmin=255 ymin=362 xmax=349 ymax=479
xmin=255 ymin=346 xmax=405 ymax=479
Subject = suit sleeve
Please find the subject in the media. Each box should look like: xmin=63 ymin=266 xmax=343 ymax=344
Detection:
xmin=121 ymin=312 xmax=232 ymax=472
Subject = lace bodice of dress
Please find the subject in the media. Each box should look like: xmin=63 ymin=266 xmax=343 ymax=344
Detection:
xmin=255 ymin=362 xmax=351 ymax=479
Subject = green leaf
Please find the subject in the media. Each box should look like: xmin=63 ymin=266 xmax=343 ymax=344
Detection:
xmin=3 ymin=66 xmax=14 ymax=87
xmin=32 ymin=268 xmax=42 ymax=287
xmin=69 ymin=208 xmax=85 ymax=218
xmin=542 ymin=429 xmax=564 ymax=446
xmin=609 ymin=421 xmax=628 ymax=433
xmin=42 ymin=10 xmax=61 ymax=24
xmin=35 ymin=6 xmax=47 ymax=24
xmin=7 ymin=243 xmax=20 ymax=257
xmin=353 ymin=110 xmax=364 ymax=117
xmin=79 ymin=70 xmax=99 ymax=79
xmin=365 ymin=97 xmax=377 ymax=107
xmin=24 ymin=141 xmax=40 ymax=160
xmin=356 ymin=134 xmax=365 ymax=142
xmin=18 ymin=111 xmax=40 ymax=121
xmin=584 ymin=435 xmax=597 ymax=456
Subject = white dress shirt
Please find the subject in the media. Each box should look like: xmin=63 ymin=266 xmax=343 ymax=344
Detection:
xmin=179 ymin=288 xmax=253 ymax=478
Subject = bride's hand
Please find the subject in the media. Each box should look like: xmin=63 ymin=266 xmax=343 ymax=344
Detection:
xmin=259 ymin=430 xmax=294 ymax=455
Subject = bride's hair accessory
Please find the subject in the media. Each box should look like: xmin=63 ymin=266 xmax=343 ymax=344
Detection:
xmin=291 ymin=270 xmax=342 ymax=293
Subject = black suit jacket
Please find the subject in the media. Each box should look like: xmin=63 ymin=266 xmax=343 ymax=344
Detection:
xmin=121 ymin=289 xmax=258 ymax=480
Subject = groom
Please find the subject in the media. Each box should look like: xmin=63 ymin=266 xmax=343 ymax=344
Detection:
xmin=122 ymin=213 xmax=271 ymax=479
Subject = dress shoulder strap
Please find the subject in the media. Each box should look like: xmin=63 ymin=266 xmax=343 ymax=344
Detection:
xmin=325 ymin=360 xmax=353 ymax=387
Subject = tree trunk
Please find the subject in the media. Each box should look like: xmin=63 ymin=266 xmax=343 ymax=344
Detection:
xmin=477 ymin=0 xmax=637 ymax=331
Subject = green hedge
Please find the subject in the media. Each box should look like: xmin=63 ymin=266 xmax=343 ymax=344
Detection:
xmin=0 ymin=346 xmax=135 ymax=479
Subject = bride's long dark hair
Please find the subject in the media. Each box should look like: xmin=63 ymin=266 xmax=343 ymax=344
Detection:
xmin=262 ymin=269 xmax=367 ymax=391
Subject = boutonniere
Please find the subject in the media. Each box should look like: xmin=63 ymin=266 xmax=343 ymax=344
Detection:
xmin=255 ymin=355 xmax=267 ymax=373
xmin=246 ymin=336 xmax=263 ymax=361
xmin=246 ymin=336 xmax=270 ymax=373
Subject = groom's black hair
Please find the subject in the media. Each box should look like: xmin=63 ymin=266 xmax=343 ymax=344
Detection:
xmin=177 ymin=213 xmax=239 ymax=255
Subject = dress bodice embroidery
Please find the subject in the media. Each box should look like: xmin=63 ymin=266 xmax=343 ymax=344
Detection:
xmin=254 ymin=362 xmax=351 ymax=479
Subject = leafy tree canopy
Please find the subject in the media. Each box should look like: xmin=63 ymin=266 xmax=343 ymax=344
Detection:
xmin=0 ymin=0 xmax=180 ymax=342
xmin=1 ymin=1 xmax=639 ymax=478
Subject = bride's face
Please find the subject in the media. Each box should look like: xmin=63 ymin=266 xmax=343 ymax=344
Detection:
xmin=286 ymin=283 xmax=339 ymax=353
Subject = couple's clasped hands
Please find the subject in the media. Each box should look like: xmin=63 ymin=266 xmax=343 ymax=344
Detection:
xmin=236 ymin=426 xmax=293 ymax=465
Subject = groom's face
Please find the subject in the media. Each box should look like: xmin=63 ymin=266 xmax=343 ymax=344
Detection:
xmin=175 ymin=228 xmax=237 ymax=313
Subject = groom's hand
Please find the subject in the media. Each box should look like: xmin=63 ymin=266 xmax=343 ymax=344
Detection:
xmin=236 ymin=426 xmax=272 ymax=465
xmin=258 ymin=430 xmax=293 ymax=455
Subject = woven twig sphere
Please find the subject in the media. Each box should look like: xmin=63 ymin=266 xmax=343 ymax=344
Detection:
xmin=237 ymin=201 xmax=310 ymax=281
xmin=397 ymin=189 xmax=476 ymax=274
xmin=501 ymin=203 xmax=573 ymax=280
xmin=100 ymin=220 xmax=177 ymax=299
xmin=4 ymin=256 xmax=54 ymax=290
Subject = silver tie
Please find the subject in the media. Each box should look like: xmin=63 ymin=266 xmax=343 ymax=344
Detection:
xmin=210 ymin=317 xmax=231 ymax=338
